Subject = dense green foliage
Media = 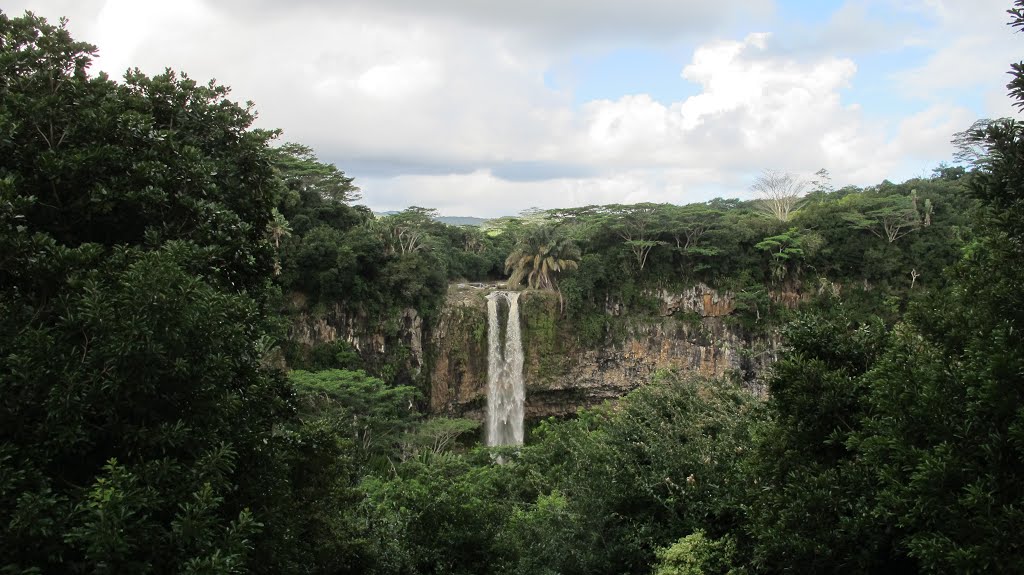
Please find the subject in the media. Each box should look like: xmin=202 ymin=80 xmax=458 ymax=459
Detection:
xmin=355 ymin=373 xmax=764 ymax=575
xmin=0 ymin=11 xmax=286 ymax=572
xmin=543 ymin=175 xmax=974 ymax=333
xmin=5 ymin=3 xmax=1024 ymax=574
xmin=269 ymin=156 xmax=513 ymax=372
xmin=273 ymin=178 xmax=509 ymax=317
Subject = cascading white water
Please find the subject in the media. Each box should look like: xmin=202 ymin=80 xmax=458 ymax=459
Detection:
xmin=486 ymin=291 xmax=525 ymax=446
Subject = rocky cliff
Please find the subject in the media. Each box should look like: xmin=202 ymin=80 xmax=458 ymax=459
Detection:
xmin=286 ymin=284 xmax=780 ymax=422
xmin=285 ymin=292 xmax=425 ymax=381
xmin=428 ymin=283 xmax=778 ymax=423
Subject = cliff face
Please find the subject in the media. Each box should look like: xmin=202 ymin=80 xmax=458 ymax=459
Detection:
xmin=286 ymin=294 xmax=425 ymax=380
xmin=286 ymin=284 xmax=779 ymax=422
xmin=428 ymin=284 xmax=778 ymax=423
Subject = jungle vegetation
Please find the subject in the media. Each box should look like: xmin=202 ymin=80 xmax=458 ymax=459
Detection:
xmin=2 ymin=5 xmax=1023 ymax=574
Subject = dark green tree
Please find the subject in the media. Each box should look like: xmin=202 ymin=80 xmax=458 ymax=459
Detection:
xmin=505 ymin=373 xmax=764 ymax=575
xmin=851 ymin=4 xmax=1024 ymax=568
xmin=745 ymin=311 xmax=910 ymax=573
xmin=271 ymin=142 xmax=360 ymax=204
xmin=840 ymin=193 xmax=921 ymax=244
xmin=663 ymin=203 xmax=722 ymax=278
xmin=746 ymin=4 xmax=1024 ymax=572
xmin=0 ymin=11 xmax=347 ymax=573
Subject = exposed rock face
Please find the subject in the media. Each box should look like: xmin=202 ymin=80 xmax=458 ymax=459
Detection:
xmin=399 ymin=308 xmax=424 ymax=373
xmin=288 ymin=297 xmax=424 ymax=376
xmin=428 ymin=285 xmax=778 ymax=423
xmin=521 ymin=318 xmax=776 ymax=420
xmin=428 ymin=286 xmax=491 ymax=417
xmin=770 ymin=289 xmax=805 ymax=310
xmin=653 ymin=283 xmax=736 ymax=317
xmin=288 ymin=284 xmax=781 ymax=422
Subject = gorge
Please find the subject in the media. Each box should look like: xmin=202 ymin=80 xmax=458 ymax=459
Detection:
xmin=287 ymin=281 xmax=781 ymax=429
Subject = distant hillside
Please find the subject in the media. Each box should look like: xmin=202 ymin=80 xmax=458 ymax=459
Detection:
xmin=374 ymin=211 xmax=489 ymax=227
xmin=436 ymin=216 xmax=488 ymax=227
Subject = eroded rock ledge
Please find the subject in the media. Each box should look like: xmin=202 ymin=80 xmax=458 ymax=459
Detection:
xmin=428 ymin=284 xmax=778 ymax=423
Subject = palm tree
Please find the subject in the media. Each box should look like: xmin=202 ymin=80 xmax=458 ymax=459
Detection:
xmin=504 ymin=225 xmax=581 ymax=296
xmin=267 ymin=208 xmax=292 ymax=276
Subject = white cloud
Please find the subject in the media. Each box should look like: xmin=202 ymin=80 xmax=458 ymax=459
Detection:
xmin=91 ymin=0 xmax=212 ymax=76
xmin=570 ymin=34 xmax=864 ymax=172
xmin=528 ymin=34 xmax=972 ymax=208
xmin=356 ymin=59 xmax=442 ymax=100
xmin=897 ymin=0 xmax=1022 ymax=118
xmin=4 ymin=0 xmax=1018 ymax=215
xmin=224 ymin=0 xmax=773 ymax=46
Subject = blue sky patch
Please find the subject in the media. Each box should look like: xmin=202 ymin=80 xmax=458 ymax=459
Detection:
xmin=545 ymin=45 xmax=702 ymax=106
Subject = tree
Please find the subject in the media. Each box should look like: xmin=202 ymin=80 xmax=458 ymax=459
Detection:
xmin=400 ymin=417 xmax=480 ymax=458
xmin=268 ymin=208 xmax=293 ymax=249
xmin=268 ymin=207 xmax=292 ymax=275
xmin=930 ymin=162 xmax=966 ymax=181
xmin=285 ymin=224 xmax=358 ymax=300
xmin=953 ymin=119 xmax=1001 ymax=165
xmin=746 ymin=311 xmax=906 ymax=573
xmin=664 ymin=204 xmax=722 ymax=276
xmin=270 ymin=142 xmax=360 ymax=204
xmin=289 ymin=369 xmax=418 ymax=459
xmin=751 ymin=169 xmax=807 ymax=221
xmin=849 ymin=5 xmax=1024 ymax=569
xmin=746 ymin=5 xmax=1024 ymax=572
xmin=665 ymin=205 xmax=719 ymax=252
xmin=754 ymin=227 xmax=820 ymax=283
xmin=504 ymin=225 xmax=581 ymax=292
xmin=549 ymin=203 xmax=671 ymax=273
xmin=0 ymin=12 xmax=349 ymax=573
xmin=841 ymin=193 xmax=921 ymax=243
xmin=585 ymin=203 xmax=671 ymax=272
xmin=652 ymin=531 xmax=740 ymax=575
xmin=509 ymin=373 xmax=764 ymax=575
xmin=359 ymin=451 xmax=514 ymax=575
xmin=378 ymin=206 xmax=441 ymax=256
xmin=809 ymin=168 xmax=834 ymax=194
xmin=607 ymin=203 xmax=670 ymax=272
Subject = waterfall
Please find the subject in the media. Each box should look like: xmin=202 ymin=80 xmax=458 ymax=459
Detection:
xmin=486 ymin=291 xmax=525 ymax=446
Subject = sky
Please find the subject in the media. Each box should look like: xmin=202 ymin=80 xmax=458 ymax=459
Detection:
xmin=7 ymin=0 xmax=1023 ymax=217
